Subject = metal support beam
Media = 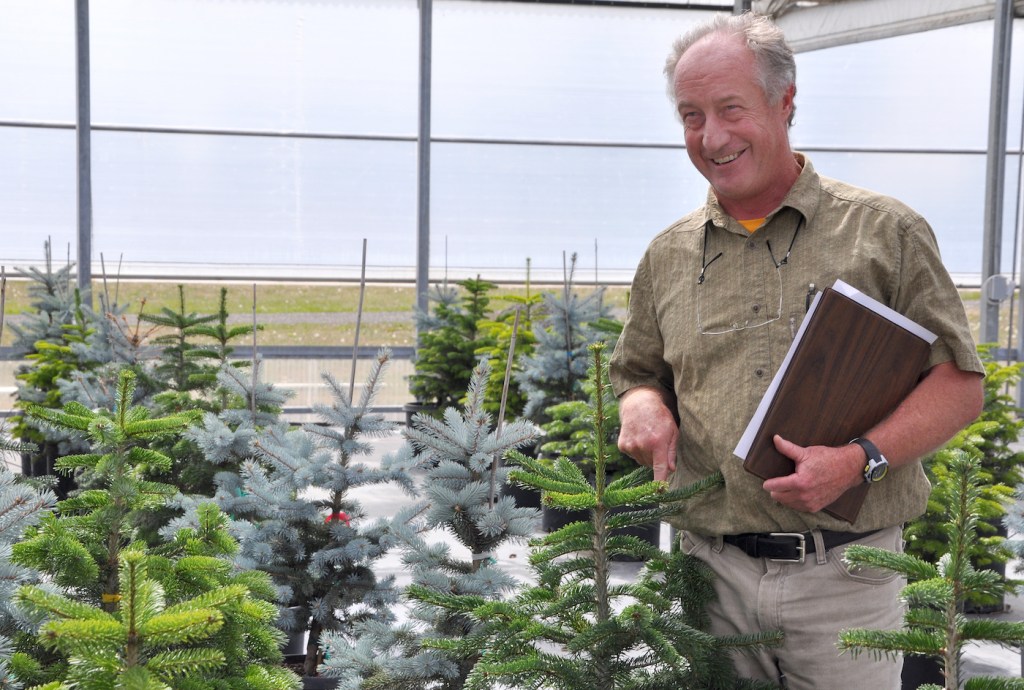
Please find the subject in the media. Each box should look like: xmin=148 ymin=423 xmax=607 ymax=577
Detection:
xmin=759 ymin=0 xmax=1024 ymax=54
xmin=75 ymin=0 xmax=93 ymax=305
xmin=416 ymin=0 xmax=432 ymax=324
xmin=979 ymin=0 xmax=1014 ymax=344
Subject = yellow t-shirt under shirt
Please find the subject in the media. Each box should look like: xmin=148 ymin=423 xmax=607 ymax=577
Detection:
xmin=738 ymin=218 xmax=766 ymax=232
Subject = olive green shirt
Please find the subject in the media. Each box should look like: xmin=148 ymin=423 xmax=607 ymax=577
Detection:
xmin=610 ymin=154 xmax=984 ymax=535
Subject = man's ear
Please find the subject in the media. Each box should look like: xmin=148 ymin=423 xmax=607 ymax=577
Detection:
xmin=782 ymin=81 xmax=798 ymax=124
xmin=781 ymin=83 xmax=796 ymax=121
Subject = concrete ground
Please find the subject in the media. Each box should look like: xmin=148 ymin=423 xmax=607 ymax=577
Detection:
xmin=350 ymin=429 xmax=1024 ymax=685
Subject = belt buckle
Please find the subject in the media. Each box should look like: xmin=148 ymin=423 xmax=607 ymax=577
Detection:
xmin=768 ymin=532 xmax=806 ymax=563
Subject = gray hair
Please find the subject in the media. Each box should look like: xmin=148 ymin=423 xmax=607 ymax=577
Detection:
xmin=664 ymin=12 xmax=796 ymax=126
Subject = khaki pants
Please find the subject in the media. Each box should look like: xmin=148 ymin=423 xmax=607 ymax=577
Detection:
xmin=681 ymin=526 xmax=905 ymax=690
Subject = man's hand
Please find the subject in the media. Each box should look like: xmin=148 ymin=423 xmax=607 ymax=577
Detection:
xmin=761 ymin=435 xmax=863 ymax=513
xmin=617 ymin=387 xmax=678 ymax=482
xmin=761 ymin=363 xmax=984 ymax=514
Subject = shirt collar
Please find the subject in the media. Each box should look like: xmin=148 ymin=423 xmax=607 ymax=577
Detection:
xmin=700 ymin=152 xmax=819 ymax=233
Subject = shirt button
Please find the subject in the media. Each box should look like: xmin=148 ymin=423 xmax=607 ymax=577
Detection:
xmin=752 ymin=304 xmax=761 ymax=314
xmin=755 ymin=368 xmax=765 ymax=378
xmin=747 ymin=240 xmax=757 ymax=249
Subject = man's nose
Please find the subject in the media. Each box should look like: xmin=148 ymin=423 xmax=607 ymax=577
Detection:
xmin=702 ymin=114 xmax=729 ymax=153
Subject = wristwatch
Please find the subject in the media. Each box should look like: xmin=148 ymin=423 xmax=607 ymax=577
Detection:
xmin=849 ymin=437 xmax=889 ymax=483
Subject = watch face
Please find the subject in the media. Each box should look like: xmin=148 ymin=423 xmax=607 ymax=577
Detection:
xmin=867 ymin=460 xmax=888 ymax=482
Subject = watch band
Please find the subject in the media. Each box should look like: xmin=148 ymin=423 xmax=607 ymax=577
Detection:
xmin=850 ymin=437 xmax=888 ymax=483
xmin=850 ymin=437 xmax=881 ymax=462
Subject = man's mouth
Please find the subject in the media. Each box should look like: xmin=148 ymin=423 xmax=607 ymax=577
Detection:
xmin=712 ymin=151 xmax=742 ymax=165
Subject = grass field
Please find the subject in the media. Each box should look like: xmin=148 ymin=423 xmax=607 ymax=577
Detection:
xmin=0 ymin=277 xmax=1017 ymax=350
xmin=0 ymin=279 xmax=630 ymax=348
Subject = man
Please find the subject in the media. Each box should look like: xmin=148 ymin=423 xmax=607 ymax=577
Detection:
xmin=609 ymin=12 xmax=985 ymax=689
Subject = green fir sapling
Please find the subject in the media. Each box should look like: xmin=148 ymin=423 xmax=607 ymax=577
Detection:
xmin=318 ymin=358 xmax=541 ymax=689
xmin=149 ymin=502 xmax=302 ymax=690
xmin=475 ymin=295 xmax=540 ymax=422
xmin=15 ymin=548 xmax=294 ymax=690
xmin=410 ymin=278 xmax=497 ymax=412
xmin=458 ymin=343 xmax=781 ymax=690
xmin=146 ymin=287 xmax=262 ymax=504
xmin=475 ymin=258 xmax=541 ymax=422
xmin=209 ymin=349 xmax=419 ymax=677
xmin=840 ymin=449 xmax=1024 ymax=690
xmin=138 ymin=284 xmax=220 ymax=398
xmin=177 ymin=286 xmax=259 ymax=394
xmin=6 ymin=369 xmax=244 ymax=687
xmin=9 ymin=366 xmax=300 ymax=689
xmin=12 ymin=369 xmax=200 ymax=612
xmin=11 ymin=268 xmax=97 ymax=494
xmin=904 ymin=353 xmax=1022 ymax=612
xmin=540 ymin=347 xmax=634 ymax=482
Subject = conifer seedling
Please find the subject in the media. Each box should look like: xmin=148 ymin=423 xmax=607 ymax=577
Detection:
xmin=210 ymin=349 xmax=419 ymax=678
xmin=0 ymin=437 xmax=54 ymax=690
xmin=318 ymin=358 xmax=540 ymax=689
xmin=417 ymin=343 xmax=781 ymax=690
xmin=839 ymin=449 xmax=1024 ymax=690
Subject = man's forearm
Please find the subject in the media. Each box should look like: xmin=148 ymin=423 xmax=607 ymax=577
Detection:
xmin=863 ymin=361 xmax=983 ymax=470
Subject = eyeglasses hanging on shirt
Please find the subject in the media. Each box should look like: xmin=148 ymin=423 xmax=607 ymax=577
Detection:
xmin=697 ymin=216 xmax=804 ymax=335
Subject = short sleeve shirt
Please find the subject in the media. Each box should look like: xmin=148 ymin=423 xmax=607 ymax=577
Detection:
xmin=609 ymin=154 xmax=984 ymax=535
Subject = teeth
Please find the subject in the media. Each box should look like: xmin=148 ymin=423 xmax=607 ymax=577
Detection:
xmin=713 ymin=152 xmax=740 ymax=164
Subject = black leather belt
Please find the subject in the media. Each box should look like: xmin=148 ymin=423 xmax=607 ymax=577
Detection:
xmin=722 ymin=530 xmax=879 ymax=564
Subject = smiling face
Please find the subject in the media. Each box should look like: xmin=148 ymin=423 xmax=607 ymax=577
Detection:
xmin=672 ymin=32 xmax=799 ymax=219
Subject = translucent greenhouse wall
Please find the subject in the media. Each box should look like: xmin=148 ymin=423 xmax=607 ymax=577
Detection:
xmin=0 ymin=0 xmax=1022 ymax=283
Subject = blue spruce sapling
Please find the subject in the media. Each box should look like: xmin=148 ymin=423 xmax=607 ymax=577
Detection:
xmin=515 ymin=253 xmax=612 ymax=422
xmin=318 ymin=359 xmax=540 ymax=689
xmin=210 ymin=348 xmax=419 ymax=677
xmin=0 ymin=438 xmax=55 ymax=690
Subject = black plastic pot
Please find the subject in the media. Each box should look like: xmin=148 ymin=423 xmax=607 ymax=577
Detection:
xmin=403 ymin=401 xmax=440 ymax=428
xmin=301 ymin=676 xmax=339 ymax=690
xmin=541 ymin=505 xmax=589 ymax=533
xmin=541 ymin=505 xmax=662 ymax=560
xmin=504 ymin=481 xmax=542 ymax=509
xmin=901 ymin=655 xmax=944 ymax=689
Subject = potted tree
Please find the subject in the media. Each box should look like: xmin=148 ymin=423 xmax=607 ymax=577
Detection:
xmin=318 ymin=359 xmax=540 ymax=688
xmin=458 ymin=343 xmax=782 ymax=689
xmin=407 ymin=278 xmax=497 ymax=423
xmin=904 ymin=348 xmax=1022 ymax=614
xmin=536 ymin=352 xmax=662 ymax=556
xmin=8 ymin=369 xmax=298 ymax=688
xmin=205 ymin=349 xmax=420 ymax=685
xmin=839 ymin=448 xmax=1024 ymax=690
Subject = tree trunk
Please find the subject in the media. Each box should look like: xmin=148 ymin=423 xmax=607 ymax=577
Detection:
xmin=304 ymin=618 xmax=322 ymax=677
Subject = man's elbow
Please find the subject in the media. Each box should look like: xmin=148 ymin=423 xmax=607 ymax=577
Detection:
xmin=954 ymin=370 xmax=985 ymax=427
xmin=963 ymin=373 xmax=985 ymax=423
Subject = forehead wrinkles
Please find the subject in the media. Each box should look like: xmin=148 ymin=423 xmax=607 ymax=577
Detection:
xmin=673 ymin=35 xmax=752 ymax=105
